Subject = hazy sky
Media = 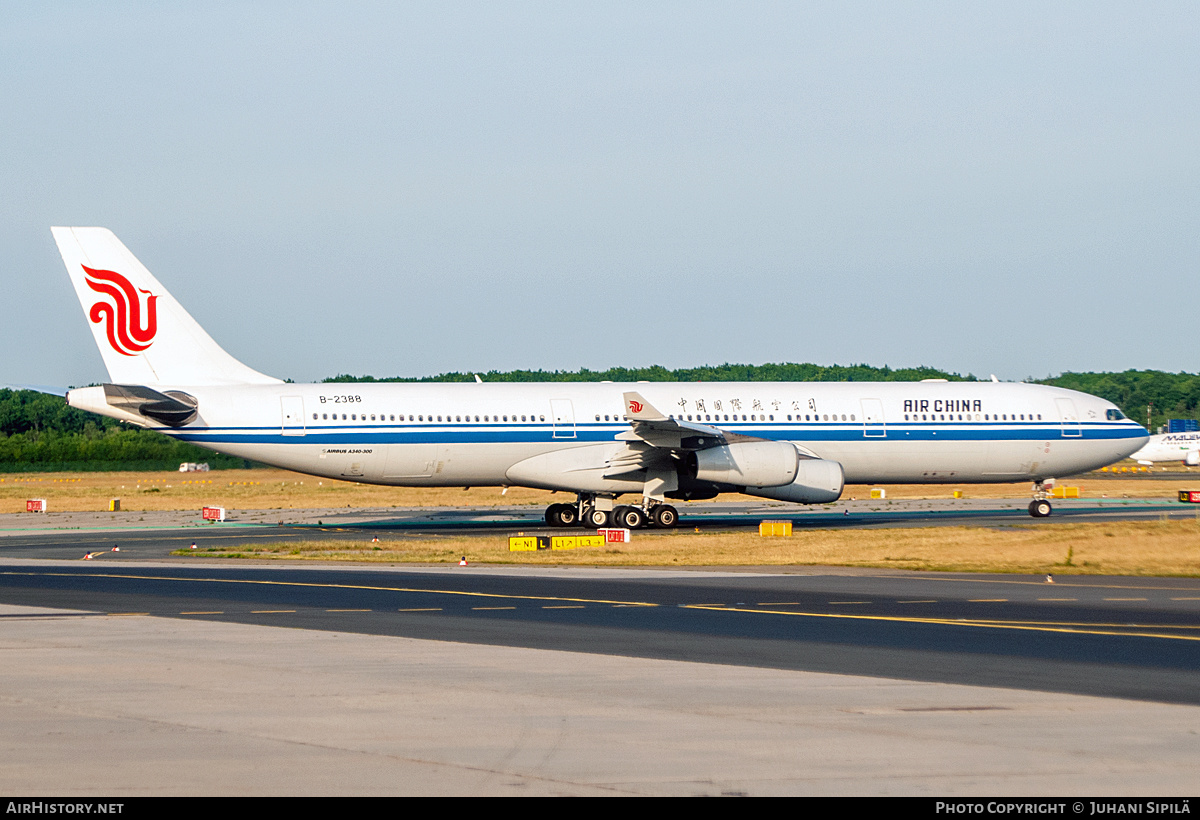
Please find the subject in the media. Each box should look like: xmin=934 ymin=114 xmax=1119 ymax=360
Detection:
xmin=2 ymin=2 xmax=1197 ymax=387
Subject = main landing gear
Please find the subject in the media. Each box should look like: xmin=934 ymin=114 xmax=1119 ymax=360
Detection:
xmin=1028 ymin=480 xmax=1053 ymax=518
xmin=544 ymin=497 xmax=680 ymax=529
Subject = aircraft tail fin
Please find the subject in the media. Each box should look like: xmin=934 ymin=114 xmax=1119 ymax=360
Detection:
xmin=52 ymin=227 xmax=281 ymax=386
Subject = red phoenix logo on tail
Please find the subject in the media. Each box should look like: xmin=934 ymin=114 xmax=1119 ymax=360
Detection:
xmin=83 ymin=266 xmax=159 ymax=356
xmin=629 ymin=400 xmax=644 ymax=413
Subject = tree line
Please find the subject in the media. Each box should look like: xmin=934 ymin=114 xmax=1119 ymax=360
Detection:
xmin=2 ymin=366 xmax=1195 ymax=470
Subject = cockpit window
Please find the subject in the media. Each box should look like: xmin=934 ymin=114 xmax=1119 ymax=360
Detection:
xmin=1106 ymin=409 xmax=1126 ymax=420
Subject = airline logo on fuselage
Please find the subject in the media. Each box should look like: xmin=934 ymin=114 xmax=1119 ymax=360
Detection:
xmin=904 ymin=399 xmax=983 ymax=413
xmin=83 ymin=265 xmax=158 ymax=356
xmin=1163 ymin=433 xmax=1200 ymax=444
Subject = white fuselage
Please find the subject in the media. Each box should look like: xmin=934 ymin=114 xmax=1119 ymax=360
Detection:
xmin=69 ymin=379 xmax=1147 ymax=491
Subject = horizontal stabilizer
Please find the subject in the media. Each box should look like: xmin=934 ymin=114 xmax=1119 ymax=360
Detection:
xmin=102 ymin=383 xmax=199 ymax=427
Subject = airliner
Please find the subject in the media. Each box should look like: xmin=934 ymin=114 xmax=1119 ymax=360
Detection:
xmin=51 ymin=227 xmax=1148 ymax=527
xmin=1132 ymin=433 xmax=1200 ymax=466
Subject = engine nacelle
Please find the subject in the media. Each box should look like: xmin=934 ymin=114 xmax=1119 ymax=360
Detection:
xmin=744 ymin=458 xmax=844 ymax=504
xmin=686 ymin=441 xmax=799 ymax=488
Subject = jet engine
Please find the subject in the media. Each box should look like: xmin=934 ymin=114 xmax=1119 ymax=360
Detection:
xmin=684 ymin=441 xmax=800 ymax=488
xmin=745 ymin=457 xmax=844 ymax=504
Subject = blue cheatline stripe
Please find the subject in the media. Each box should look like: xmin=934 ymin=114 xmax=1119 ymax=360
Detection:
xmin=168 ymin=423 xmax=1146 ymax=446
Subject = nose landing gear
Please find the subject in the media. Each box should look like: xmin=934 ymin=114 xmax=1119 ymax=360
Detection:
xmin=1028 ymin=480 xmax=1053 ymax=518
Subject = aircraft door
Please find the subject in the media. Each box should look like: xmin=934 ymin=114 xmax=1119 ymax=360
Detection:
xmin=1055 ymin=398 xmax=1082 ymax=438
xmin=550 ymin=399 xmax=576 ymax=439
xmin=860 ymin=398 xmax=886 ymax=437
xmin=281 ymin=396 xmax=306 ymax=436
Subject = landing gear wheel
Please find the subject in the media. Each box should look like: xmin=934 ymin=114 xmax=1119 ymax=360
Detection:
xmin=557 ymin=504 xmax=579 ymax=527
xmin=612 ymin=505 xmax=646 ymax=529
xmin=652 ymin=505 xmax=679 ymax=528
xmin=1029 ymin=499 xmax=1052 ymax=518
xmin=546 ymin=503 xmax=578 ymax=527
xmin=583 ymin=507 xmax=609 ymax=528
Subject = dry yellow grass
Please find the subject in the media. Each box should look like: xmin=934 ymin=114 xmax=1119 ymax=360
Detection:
xmin=0 ymin=469 xmax=560 ymax=513
xmin=186 ymin=520 xmax=1200 ymax=577
xmin=1 ymin=468 xmax=1193 ymax=513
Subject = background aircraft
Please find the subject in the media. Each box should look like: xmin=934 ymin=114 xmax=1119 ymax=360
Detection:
xmin=1132 ymin=432 xmax=1200 ymax=466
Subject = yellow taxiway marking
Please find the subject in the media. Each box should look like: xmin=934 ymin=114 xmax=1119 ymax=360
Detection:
xmin=325 ymin=608 xmax=371 ymax=612
xmin=969 ymin=599 xmax=1008 ymax=602
xmin=542 ymin=605 xmax=585 ymax=609
xmin=897 ymin=600 xmax=938 ymax=604
xmin=829 ymin=601 xmax=870 ymax=605
xmin=683 ymin=604 xmax=1200 ymax=642
xmin=106 ymin=612 xmax=148 ymax=616
xmin=945 ymin=618 xmax=1200 ymax=631
xmin=180 ymin=611 xmax=224 ymax=615
xmin=1171 ymin=597 xmax=1200 ymax=601
xmin=758 ymin=602 xmax=801 ymax=606
xmin=472 ymin=606 xmax=515 ymax=610
xmin=1104 ymin=597 xmax=1148 ymax=601
xmin=0 ymin=571 xmax=657 ymax=608
xmin=398 ymin=608 xmax=441 ymax=612
xmin=1038 ymin=597 xmax=1078 ymax=601
xmin=878 ymin=574 xmax=1200 ymax=594
xmin=251 ymin=610 xmax=295 ymax=614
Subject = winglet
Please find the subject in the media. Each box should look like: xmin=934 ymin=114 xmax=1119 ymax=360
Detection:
xmin=623 ymin=392 xmax=667 ymax=421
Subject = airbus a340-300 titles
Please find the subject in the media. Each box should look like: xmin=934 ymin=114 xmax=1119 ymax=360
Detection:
xmin=52 ymin=227 xmax=1148 ymax=527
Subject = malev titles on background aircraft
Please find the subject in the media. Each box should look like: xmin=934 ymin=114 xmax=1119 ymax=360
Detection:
xmin=52 ymin=227 xmax=1148 ymax=527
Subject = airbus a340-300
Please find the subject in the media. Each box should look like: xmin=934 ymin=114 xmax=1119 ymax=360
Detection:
xmin=52 ymin=227 xmax=1148 ymax=527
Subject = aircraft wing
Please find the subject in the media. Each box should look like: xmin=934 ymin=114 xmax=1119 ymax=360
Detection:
xmin=602 ymin=391 xmax=772 ymax=480
xmin=618 ymin=391 xmax=727 ymax=448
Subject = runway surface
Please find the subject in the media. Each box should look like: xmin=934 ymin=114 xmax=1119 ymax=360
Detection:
xmin=3 ymin=560 xmax=1199 ymax=705
xmin=7 ymin=598 xmax=1199 ymax=796
xmin=3 ymin=496 xmax=1199 ymax=794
